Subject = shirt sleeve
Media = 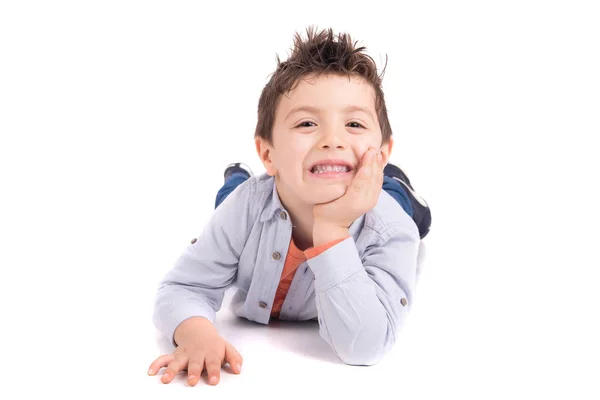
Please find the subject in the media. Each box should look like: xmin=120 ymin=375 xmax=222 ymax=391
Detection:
xmin=305 ymin=222 xmax=420 ymax=366
xmin=152 ymin=180 xmax=254 ymax=346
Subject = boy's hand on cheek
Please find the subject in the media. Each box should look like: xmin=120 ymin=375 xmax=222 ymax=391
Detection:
xmin=312 ymin=148 xmax=384 ymax=246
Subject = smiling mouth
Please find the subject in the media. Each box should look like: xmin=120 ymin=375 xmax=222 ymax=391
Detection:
xmin=310 ymin=164 xmax=352 ymax=175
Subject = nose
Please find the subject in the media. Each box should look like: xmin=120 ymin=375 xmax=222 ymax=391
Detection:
xmin=317 ymin=126 xmax=346 ymax=150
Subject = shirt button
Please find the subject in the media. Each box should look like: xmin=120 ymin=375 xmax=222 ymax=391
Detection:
xmin=190 ymin=238 xmax=197 ymax=244
xmin=259 ymin=302 xmax=268 ymax=309
xmin=401 ymin=298 xmax=408 ymax=306
xmin=272 ymin=251 xmax=281 ymax=260
xmin=279 ymin=211 xmax=287 ymax=220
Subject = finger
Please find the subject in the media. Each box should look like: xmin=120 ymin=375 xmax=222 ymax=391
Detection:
xmin=148 ymin=354 xmax=174 ymax=376
xmin=187 ymin=358 xmax=205 ymax=387
xmin=353 ymin=148 xmax=377 ymax=186
xmin=371 ymin=149 xmax=384 ymax=182
xmin=370 ymin=151 xmax=384 ymax=189
xmin=161 ymin=355 xmax=188 ymax=384
xmin=363 ymin=147 xmax=376 ymax=166
xmin=340 ymin=148 xmax=378 ymax=208
xmin=354 ymin=148 xmax=375 ymax=181
xmin=375 ymin=151 xmax=384 ymax=180
xmin=353 ymin=149 xmax=383 ymax=204
xmin=224 ymin=342 xmax=244 ymax=374
xmin=204 ymin=356 xmax=222 ymax=385
xmin=369 ymin=147 xmax=380 ymax=164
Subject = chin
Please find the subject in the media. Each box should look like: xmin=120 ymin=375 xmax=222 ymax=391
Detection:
xmin=309 ymin=184 xmax=347 ymax=205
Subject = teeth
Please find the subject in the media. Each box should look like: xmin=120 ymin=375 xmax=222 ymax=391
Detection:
xmin=311 ymin=164 xmax=349 ymax=174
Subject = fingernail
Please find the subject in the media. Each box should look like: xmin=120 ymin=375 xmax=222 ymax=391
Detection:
xmin=235 ymin=363 xmax=242 ymax=372
xmin=377 ymin=152 xmax=382 ymax=162
xmin=162 ymin=373 xmax=171 ymax=381
xmin=209 ymin=376 xmax=218 ymax=384
xmin=188 ymin=375 xmax=196 ymax=381
xmin=148 ymin=368 xmax=153 ymax=375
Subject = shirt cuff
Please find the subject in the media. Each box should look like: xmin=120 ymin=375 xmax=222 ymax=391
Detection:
xmin=154 ymin=300 xmax=216 ymax=347
xmin=304 ymin=235 xmax=349 ymax=259
xmin=305 ymin=236 xmax=365 ymax=292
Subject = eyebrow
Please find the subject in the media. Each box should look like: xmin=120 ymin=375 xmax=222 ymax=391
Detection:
xmin=284 ymin=105 xmax=375 ymax=122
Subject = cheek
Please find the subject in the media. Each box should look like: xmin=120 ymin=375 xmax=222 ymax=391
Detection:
xmin=352 ymin=144 xmax=371 ymax=163
xmin=352 ymin=136 xmax=383 ymax=160
xmin=282 ymin=140 xmax=311 ymax=168
xmin=274 ymin=148 xmax=305 ymax=177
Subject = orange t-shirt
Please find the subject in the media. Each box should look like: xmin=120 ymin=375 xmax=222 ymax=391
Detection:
xmin=270 ymin=235 xmax=348 ymax=319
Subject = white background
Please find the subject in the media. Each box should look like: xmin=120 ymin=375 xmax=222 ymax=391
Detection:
xmin=1 ymin=1 xmax=599 ymax=398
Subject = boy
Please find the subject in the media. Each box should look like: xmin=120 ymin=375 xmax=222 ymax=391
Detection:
xmin=148 ymin=27 xmax=432 ymax=386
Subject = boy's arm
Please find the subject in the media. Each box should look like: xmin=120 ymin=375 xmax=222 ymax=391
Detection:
xmin=153 ymin=179 xmax=254 ymax=346
xmin=305 ymin=148 xmax=419 ymax=365
xmin=305 ymin=221 xmax=419 ymax=365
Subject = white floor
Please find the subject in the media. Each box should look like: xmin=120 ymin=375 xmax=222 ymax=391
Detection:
xmin=1 ymin=1 xmax=599 ymax=399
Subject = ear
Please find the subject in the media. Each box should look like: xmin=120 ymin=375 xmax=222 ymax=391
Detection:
xmin=379 ymin=137 xmax=394 ymax=166
xmin=255 ymin=137 xmax=277 ymax=176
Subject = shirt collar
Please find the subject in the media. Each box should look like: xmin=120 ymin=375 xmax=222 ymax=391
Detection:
xmin=259 ymin=175 xmax=286 ymax=222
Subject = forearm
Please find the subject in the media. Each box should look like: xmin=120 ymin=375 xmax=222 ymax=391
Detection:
xmin=315 ymin=271 xmax=397 ymax=365
xmin=306 ymin=236 xmax=410 ymax=365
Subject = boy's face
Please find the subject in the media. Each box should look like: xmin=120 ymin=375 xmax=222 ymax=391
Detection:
xmin=256 ymin=73 xmax=393 ymax=207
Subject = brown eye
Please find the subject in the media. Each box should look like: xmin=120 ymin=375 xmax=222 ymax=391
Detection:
xmin=347 ymin=122 xmax=365 ymax=128
xmin=296 ymin=121 xmax=316 ymax=128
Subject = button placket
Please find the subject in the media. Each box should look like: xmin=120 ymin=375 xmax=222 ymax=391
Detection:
xmin=259 ymin=209 xmax=291 ymax=318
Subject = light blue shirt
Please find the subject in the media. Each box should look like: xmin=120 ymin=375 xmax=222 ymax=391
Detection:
xmin=153 ymin=173 xmax=420 ymax=365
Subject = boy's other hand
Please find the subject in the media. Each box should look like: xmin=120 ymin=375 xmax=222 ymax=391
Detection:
xmin=312 ymin=147 xmax=383 ymax=246
xmin=147 ymin=317 xmax=243 ymax=386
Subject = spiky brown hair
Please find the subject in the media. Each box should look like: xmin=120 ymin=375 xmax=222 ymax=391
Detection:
xmin=254 ymin=26 xmax=392 ymax=144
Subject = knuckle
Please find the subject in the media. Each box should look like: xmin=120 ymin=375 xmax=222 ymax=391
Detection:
xmin=169 ymin=358 xmax=186 ymax=370
xmin=190 ymin=356 xmax=202 ymax=364
xmin=188 ymin=353 xmax=204 ymax=364
xmin=206 ymin=357 xmax=222 ymax=370
xmin=175 ymin=346 xmax=192 ymax=355
xmin=176 ymin=348 xmax=191 ymax=358
xmin=171 ymin=355 xmax=187 ymax=366
xmin=187 ymin=363 xmax=202 ymax=374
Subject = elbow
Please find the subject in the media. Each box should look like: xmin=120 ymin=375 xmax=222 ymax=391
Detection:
xmin=333 ymin=324 xmax=394 ymax=366
xmin=338 ymin=349 xmax=386 ymax=366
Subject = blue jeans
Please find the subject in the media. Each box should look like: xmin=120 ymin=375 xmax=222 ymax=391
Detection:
xmin=215 ymin=173 xmax=414 ymax=218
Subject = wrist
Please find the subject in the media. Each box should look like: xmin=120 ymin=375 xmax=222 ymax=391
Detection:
xmin=312 ymin=221 xmax=350 ymax=247
xmin=174 ymin=316 xmax=216 ymax=345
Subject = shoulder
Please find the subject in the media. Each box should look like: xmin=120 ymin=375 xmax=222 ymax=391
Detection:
xmin=215 ymin=173 xmax=276 ymax=223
